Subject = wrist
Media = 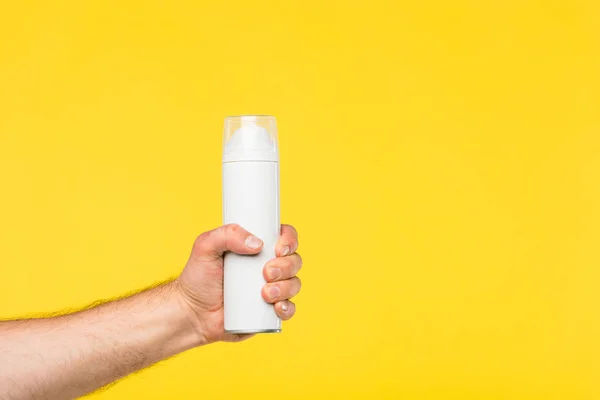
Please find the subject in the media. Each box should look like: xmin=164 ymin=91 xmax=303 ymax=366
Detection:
xmin=168 ymin=279 xmax=211 ymax=347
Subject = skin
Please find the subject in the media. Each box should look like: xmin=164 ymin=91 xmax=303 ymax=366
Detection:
xmin=0 ymin=223 xmax=302 ymax=400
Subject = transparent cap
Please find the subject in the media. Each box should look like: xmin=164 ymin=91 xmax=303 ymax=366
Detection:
xmin=223 ymin=115 xmax=278 ymax=162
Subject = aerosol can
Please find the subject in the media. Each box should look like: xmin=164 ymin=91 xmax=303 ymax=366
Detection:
xmin=222 ymin=115 xmax=281 ymax=333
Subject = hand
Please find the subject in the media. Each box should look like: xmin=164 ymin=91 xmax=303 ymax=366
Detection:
xmin=176 ymin=224 xmax=302 ymax=344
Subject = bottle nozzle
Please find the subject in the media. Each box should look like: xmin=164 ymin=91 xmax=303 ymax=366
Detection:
xmin=223 ymin=115 xmax=278 ymax=162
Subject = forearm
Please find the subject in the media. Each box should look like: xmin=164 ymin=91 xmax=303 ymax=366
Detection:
xmin=0 ymin=280 xmax=203 ymax=400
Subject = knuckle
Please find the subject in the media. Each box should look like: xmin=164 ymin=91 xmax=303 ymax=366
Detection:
xmin=225 ymin=223 xmax=241 ymax=236
xmin=193 ymin=231 xmax=211 ymax=250
xmin=281 ymin=256 xmax=294 ymax=269
xmin=283 ymin=224 xmax=298 ymax=239
xmin=223 ymin=224 xmax=242 ymax=249
xmin=288 ymin=224 xmax=298 ymax=236
xmin=282 ymin=254 xmax=302 ymax=274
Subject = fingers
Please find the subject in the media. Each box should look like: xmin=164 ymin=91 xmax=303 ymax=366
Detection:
xmin=276 ymin=224 xmax=298 ymax=257
xmin=268 ymin=225 xmax=301 ymax=322
xmin=274 ymin=300 xmax=296 ymax=320
xmin=263 ymin=253 xmax=303 ymax=282
xmin=262 ymin=276 xmax=301 ymax=303
xmin=192 ymin=224 xmax=263 ymax=260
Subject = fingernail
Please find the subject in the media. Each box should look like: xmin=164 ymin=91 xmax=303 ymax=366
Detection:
xmin=281 ymin=302 xmax=289 ymax=312
xmin=281 ymin=246 xmax=290 ymax=257
xmin=269 ymin=268 xmax=282 ymax=280
xmin=268 ymin=285 xmax=280 ymax=299
xmin=245 ymin=235 xmax=263 ymax=249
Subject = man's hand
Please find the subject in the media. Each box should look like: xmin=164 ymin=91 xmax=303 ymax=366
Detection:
xmin=177 ymin=224 xmax=302 ymax=343
xmin=0 ymin=224 xmax=302 ymax=399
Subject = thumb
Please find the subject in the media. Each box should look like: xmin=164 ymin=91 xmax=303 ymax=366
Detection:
xmin=192 ymin=223 xmax=263 ymax=261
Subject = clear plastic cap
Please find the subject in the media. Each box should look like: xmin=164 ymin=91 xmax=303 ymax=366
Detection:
xmin=223 ymin=115 xmax=278 ymax=162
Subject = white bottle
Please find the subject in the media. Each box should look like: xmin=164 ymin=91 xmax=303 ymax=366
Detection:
xmin=222 ymin=115 xmax=281 ymax=333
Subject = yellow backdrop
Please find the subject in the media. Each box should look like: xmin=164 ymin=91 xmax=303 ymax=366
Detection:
xmin=1 ymin=1 xmax=599 ymax=399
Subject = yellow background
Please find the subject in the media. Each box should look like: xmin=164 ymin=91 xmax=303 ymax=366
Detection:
xmin=1 ymin=1 xmax=599 ymax=399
